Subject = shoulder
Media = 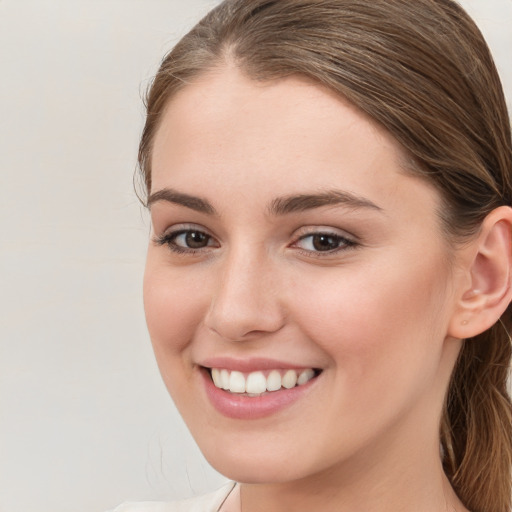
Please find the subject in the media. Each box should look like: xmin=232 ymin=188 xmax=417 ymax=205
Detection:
xmin=107 ymin=482 xmax=237 ymax=512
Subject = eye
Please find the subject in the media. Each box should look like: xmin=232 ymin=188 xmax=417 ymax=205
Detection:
xmin=173 ymin=230 xmax=212 ymax=249
xmin=293 ymin=231 xmax=356 ymax=254
xmin=154 ymin=228 xmax=219 ymax=254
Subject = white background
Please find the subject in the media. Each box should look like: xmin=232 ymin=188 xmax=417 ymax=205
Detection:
xmin=0 ymin=1 xmax=510 ymax=511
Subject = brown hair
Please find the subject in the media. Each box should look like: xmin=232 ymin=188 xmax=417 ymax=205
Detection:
xmin=138 ymin=1 xmax=512 ymax=511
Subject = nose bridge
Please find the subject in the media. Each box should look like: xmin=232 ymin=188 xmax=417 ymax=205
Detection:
xmin=204 ymin=243 xmax=284 ymax=341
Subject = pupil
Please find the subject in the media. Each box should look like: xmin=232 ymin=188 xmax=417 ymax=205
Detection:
xmin=312 ymin=234 xmax=339 ymax=251
xmin=186 ymin=231 xmax=208 ymax=248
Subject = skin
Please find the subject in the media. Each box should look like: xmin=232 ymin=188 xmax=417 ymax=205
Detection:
xmin=143 ymin=66 xmax=476 ymax=512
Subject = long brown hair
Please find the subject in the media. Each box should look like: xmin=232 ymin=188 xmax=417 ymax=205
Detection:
xmin=138 ymin=1 xmax=512 ymax=511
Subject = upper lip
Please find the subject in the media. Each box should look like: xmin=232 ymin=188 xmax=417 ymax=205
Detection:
xmin=198 ymin=357 xmax=320 ymax=373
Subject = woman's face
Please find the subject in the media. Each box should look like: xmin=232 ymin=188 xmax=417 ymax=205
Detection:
xmin=144 ymin=67 xmax=465 ymax=483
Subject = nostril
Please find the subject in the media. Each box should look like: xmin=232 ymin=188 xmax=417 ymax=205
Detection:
xmin=203 ymin=275 xmax=286 ymax=340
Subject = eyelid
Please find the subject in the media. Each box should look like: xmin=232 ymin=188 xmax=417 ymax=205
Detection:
xmin=292 ymin=225 xmax=357 ymax=241
xmin=154 ymin=223 xmax=213 ymax=240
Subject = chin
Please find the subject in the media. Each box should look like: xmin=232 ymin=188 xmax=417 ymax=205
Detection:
xmin=208 ymin=456 xmax=303 ymax=484
xmin=196 ymin=435 xmax=318 ymax=484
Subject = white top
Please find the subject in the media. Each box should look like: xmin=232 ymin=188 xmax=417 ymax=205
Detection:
xmin=108 ymin=483 xmax=237 ymax=512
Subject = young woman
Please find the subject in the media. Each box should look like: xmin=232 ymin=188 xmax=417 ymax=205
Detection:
xmin=114 ymin=1 xmax=512 ymax=511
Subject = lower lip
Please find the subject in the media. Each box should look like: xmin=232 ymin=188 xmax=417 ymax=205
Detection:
xmin=201 ymin=368 xmax=318 ymax=420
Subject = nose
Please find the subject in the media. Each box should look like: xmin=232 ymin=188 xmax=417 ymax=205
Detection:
xmin=203 ymin=248 xmax=286 ymax=342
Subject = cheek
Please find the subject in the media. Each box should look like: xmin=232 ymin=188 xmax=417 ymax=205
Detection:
xmin=143 ymin=258 xmax=208 ymax=357
xmin=143 ymin=259 xmax=212 ymax=411
xmin=290 ymin=257 xmax=452 ymax=400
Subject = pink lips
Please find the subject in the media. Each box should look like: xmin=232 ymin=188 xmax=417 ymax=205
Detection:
xmin=198 ymin=358 xmax=320 ymax=420
xmin=200 ymin=357 xmax=311 ymax=373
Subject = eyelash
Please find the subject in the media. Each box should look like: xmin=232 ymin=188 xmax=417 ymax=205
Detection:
xmin=154 ymin=228 xmax=358 ymax=257
xmin=292 ymin=231 xmax=358 ymax=257
xmin=153 ymin=228 xmax=217 ymax=255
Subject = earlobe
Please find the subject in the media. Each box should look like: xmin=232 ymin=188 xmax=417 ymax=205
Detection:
xmin=448 ymin=206 xmax=512 ymax=339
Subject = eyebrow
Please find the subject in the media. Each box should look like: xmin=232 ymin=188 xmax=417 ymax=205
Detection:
xmin=268 ymin=190 xmax=382 ymax=215
xmin=147 ymin=188 xmax=217 ymax=215
xmin=147 ymin=187 xmax=382 ymax=216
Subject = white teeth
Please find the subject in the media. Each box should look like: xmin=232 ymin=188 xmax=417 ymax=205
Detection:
xmin=211 ymin=368 xmax=221 ymax=388
xmin=210 ymin=368 xmax=317 ymax=394
xmin=245 ymin=371 xmax=267 ymax=394
xmin=282 ymin=369 xmax=298 ymax=389
xmin=229 ymin=371 xmax=246 ymax=393
xmin=266 ymin=370 xmax=282 ymax=392
xmin=220 ymin=369 xmax=230 ymax=390
xmin=297 ymin=369 xmax=315 ymax=386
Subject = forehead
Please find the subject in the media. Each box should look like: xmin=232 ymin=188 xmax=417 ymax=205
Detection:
xmin=150 ymin=66 xmax=440 ymax=221
xmin=154 ymin=67 xmax=387 ymax=145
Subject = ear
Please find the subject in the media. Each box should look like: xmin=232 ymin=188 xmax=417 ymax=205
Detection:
xmin=448 ymin=206 xmax=512 ymax=339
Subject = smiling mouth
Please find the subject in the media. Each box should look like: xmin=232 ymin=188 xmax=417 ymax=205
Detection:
xmin=207 ymin=367 xmax=322 ymax=396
